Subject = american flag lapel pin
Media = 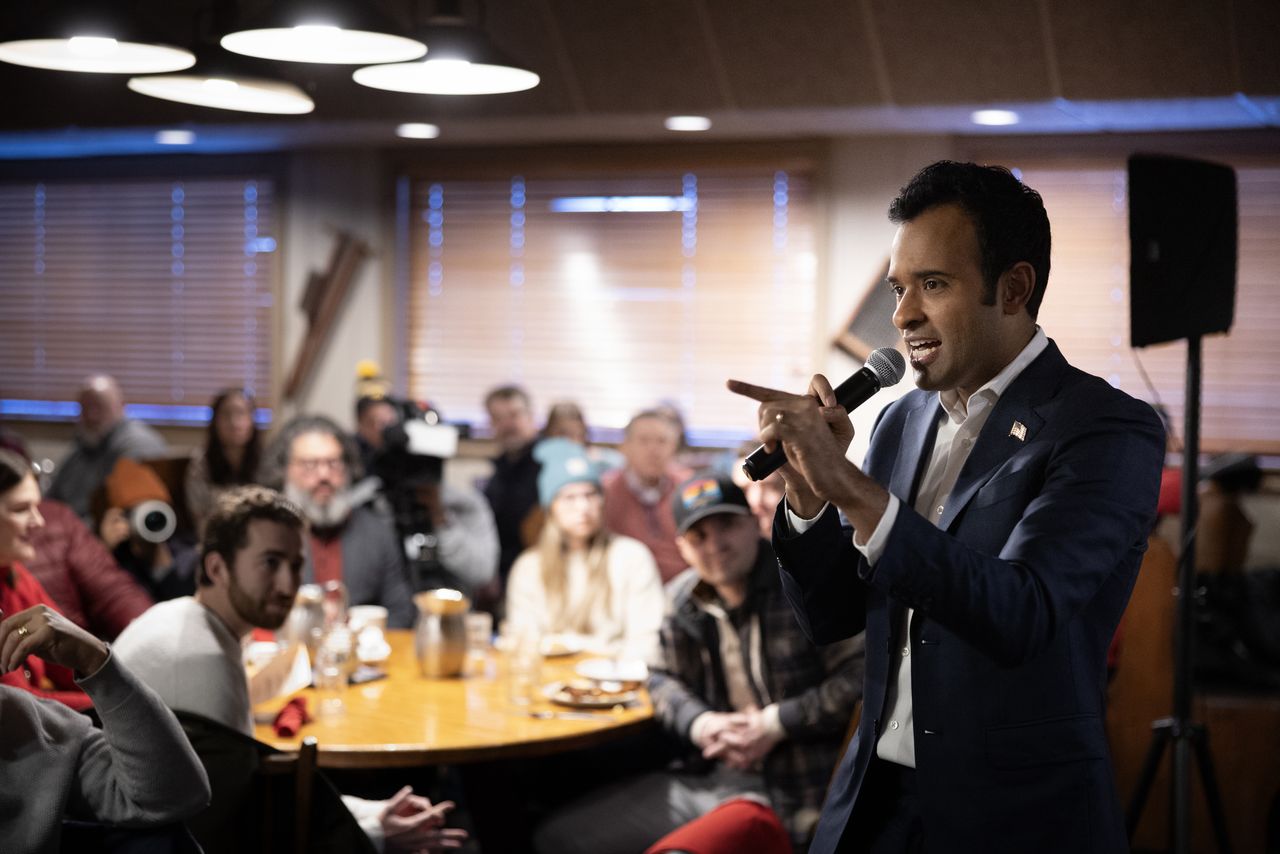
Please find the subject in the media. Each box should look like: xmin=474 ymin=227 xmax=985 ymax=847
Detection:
xmin=1009 ymin=421 xmax=1027 ymax=441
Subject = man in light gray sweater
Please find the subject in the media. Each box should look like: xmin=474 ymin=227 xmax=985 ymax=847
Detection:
xmin=0 ymin=601 xmax=210 ymax=853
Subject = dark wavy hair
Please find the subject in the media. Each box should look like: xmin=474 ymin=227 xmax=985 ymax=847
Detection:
xmin=197 ymin=485 xmax=305 ymax=587
xmin=888 ymin=160 xmax=1052 ymax=319
xmin=257 ymin=414 xmax=363 ymax=491
xmin=204 ymin=388 xmax=262 ymax=487
xmin=0 ymin=448 xmax=35 ymax=496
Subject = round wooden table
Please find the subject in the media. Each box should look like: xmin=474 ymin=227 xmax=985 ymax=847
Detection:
xmin=254 ymin=629 xmax=655 ymax=769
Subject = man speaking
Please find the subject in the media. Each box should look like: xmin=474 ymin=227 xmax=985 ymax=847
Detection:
xmin=730 ymin=161 xmax=1164 ymax=853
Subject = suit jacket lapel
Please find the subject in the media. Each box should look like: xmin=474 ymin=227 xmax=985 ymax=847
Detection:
xmin=937 ymin=341 xmax=1068 ymax=532
xmin=888 ymin=393 xmax=943 ymax=505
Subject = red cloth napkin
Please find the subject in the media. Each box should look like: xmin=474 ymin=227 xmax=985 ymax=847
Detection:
xmin=273 ymin=696 xmax=311 ymax=737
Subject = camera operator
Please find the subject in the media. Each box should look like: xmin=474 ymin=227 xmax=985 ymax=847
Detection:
xmin=96 ymin=457 xmax=198 ymax=601
xmin=368 ymin=398 xmax=499 ymax=599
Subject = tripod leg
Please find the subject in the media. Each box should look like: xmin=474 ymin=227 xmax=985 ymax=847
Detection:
xmin=1128 ymin=723 xmax=1172 ymax=838
xmin=1190 ymin=726 xmax=1235 ymax=854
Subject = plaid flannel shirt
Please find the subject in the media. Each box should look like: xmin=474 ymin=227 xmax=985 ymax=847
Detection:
xmin=649 ymin=539 xmax=865 ymax=845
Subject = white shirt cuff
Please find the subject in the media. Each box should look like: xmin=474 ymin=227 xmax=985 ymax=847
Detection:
xmin=341 ymin=794 xmax=385 ymax=852
xmin=783 ymin=499 xmax=828 ymax=535
xmin=854 ymin=493 xmax=900 ymax=566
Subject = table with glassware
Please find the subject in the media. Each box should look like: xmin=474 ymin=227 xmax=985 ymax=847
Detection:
xmin=253 ymin=626 xmax=656 ymax=769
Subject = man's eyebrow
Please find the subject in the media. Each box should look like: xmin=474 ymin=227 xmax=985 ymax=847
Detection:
xmin=886 ymin=268 xmax=954 ymax=285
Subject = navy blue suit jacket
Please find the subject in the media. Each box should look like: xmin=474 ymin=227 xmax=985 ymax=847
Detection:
xmin=775 ymin=341 xmax=1164 ymax=854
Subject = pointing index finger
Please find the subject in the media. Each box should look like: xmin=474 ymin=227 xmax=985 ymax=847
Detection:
xmin=726 ymin=378 xmax=800 ymax=403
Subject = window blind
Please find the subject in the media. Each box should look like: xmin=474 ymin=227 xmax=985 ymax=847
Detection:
xmin=996 ymin=161 xmax=1280 ymax=455
xmin=0 ymin=175 xmax=278 ymax=417
xmin=400 ymin=167 xmax=817 ymax=443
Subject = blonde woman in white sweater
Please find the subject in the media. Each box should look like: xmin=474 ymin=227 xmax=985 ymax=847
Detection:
xmin=505 ymin=438 xmax=664 ymax=663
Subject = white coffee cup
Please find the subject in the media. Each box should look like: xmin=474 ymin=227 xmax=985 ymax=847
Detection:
xmin=348 ymin=605 xmax=389 ymax=633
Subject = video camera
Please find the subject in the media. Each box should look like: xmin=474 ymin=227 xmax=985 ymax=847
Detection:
xmin=368 ymin=398 xmax=466 ymax=592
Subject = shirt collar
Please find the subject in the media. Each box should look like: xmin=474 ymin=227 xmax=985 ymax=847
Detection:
xmin=939 ymin=327 xmax=1048 ymax=423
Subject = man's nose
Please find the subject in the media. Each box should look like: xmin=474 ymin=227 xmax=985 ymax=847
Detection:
xmin=892 ymin=289 xmax=922 ymax=330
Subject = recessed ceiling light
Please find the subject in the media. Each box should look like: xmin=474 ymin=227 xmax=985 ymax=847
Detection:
xmin=396 ymin=123 xmax=441 ymax=139
xmin=0 ymin=38 xmax=194 ymax=73
xmin=128 ymin=74 xmax=314 ymax=114
xmin=155 ymin=129 xmax=196 ymax=146
xmin=970 ymin=109 xmax=1020 ymax=126
xmin=354 ymin=58 xmax=539 ymax=95
xmin=664 ymin=115 xmax=711 ymax=132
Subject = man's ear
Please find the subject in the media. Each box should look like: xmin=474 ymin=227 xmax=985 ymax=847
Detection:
xmin=1000 ymin=262 xmax=1036 ymax=315
xmin=202 ymin=551 xmax=229 ymax=586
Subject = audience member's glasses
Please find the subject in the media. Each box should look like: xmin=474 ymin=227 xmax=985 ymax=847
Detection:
xmin=290 ymin=457 xmax=346 ymax=474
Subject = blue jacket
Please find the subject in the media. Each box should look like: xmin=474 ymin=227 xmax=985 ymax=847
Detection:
xmin=775 ymin=341 xmax=1164 ymax=854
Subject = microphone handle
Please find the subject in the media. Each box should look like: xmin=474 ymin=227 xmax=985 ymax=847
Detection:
xmin=740 ymin=366 xmax=881 ymax=482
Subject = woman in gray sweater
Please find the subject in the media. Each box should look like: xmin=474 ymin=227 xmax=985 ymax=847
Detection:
xmin=0 ymin=602 xmax=211 ymax=852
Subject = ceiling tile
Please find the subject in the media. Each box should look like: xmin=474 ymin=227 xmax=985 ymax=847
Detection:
xmin=701 ymin=0 xmax=883 ymax=108
xmin=1049 ymin=0 xmax=1235 ymax=98
xmin=546 ymin=0 xmax=727 ymax=113
xmin=869 ymin=0 xmax=1054 ymax=105
xmin=1232 ymin=0 xmax=1280 ymax=94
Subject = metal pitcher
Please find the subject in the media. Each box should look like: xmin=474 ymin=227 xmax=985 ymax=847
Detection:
xmin=414 ymin=588 xmax=470 ymax=678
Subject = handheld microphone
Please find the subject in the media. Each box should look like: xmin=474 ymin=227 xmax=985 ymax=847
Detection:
xmin=741 ymin=347 xmax=907 ymax=482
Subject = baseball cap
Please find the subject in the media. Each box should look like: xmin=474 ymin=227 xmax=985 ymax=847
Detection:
xmin=672 ymin=473 xmax=751 ymax=535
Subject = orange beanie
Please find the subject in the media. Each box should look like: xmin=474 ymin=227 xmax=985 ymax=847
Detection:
xmin=103 ymin=458 xmax=171 ymax=509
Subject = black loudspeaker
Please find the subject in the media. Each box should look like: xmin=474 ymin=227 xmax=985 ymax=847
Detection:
xmin=1128 ymin=154 xmax=1237 ymax=348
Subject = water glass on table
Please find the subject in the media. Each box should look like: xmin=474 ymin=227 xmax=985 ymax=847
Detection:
xmin=503 ymin=625 xmax=543 ymax=707
xmin=464 ymin=612 xmax=493 ymax=677
xmin=313 ymin=626 xmax=354 ymax=718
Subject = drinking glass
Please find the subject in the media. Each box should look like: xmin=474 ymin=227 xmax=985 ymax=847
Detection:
xmin=464 ymin=612 xmax=493 ymax=677
xmin=505 ymin=625 xmax=543 ymax=707
xmin=313 ymin=626 xmax=354 ymax=718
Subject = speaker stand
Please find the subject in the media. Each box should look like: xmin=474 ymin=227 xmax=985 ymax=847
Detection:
xmin=1125 ymin=334 xmax=1233 ymax=854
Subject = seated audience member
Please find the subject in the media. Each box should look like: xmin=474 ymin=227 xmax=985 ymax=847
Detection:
xmin=505 ymin=438 xmax=664 ymax=662
xmin=601 ymin=408 xmax=693 ymax=582
xmin=0 ymin=603 xmax=210 ymax=853
xmin=114 ymin=486 xmax=466 ymax=853
xmin=480 ymin=384 xmax=543 ymax=610
xmin=186 ymin=388 xmax=262 ymax=534
xmin=536 ymin=474 xmax=864 ymax=853
xmin=24 ymin=495 xmax=153 ymax=640
xmin=0 ymin=449 xmax=92 ymax=710
xmin=543 ymin=400 xmax=624 ymax=471
xmin=260 ymin=415 xmax=415 ymax=628
xmin=47 ymin=374 xmax=168 ymax=521
xmin=98 ymin=457 xmax=199 ymax=602
xmin=730 ymin=442 xmax=788 ymax=540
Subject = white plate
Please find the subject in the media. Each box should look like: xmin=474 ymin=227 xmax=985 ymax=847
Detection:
xmin=544 ymin=680 xmax=637 ymax=709
xmin=540 ymin=634 xmax=587 ymax=657
xmin=575 ymin=658 xmax=648 ymax=685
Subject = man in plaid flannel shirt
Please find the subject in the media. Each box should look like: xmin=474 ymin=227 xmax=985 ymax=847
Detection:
xmin=535 ymin=473 xmax=863 ymax=853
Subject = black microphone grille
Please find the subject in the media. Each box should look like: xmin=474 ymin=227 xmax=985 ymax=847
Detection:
xmin=866 ymin=347 xmax=907 ymax=387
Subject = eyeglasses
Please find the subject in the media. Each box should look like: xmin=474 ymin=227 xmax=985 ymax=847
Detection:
xmin=289 ymin=457 xmax=346 ymax=474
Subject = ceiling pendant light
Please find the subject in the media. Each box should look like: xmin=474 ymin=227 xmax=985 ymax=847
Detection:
xmin=127 ymin=51 xmax=314 ymax=115
xmin=0 ymin=4 xmax=194 ymax=74
xmin=220 ymin=1 xmax=425 ymax=65
xmin=352 ymin=2 xmax=538 ymax=96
